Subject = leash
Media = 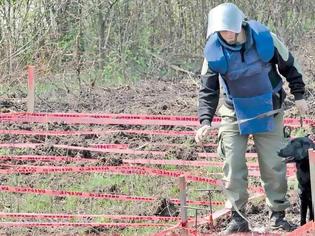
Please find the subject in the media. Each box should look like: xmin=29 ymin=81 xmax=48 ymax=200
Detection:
xmin=238 ymin=108 xmax=283 ymax=125
xmin=218 ymin=180 xmax=251 ymax=225
xmin=211 ymin=108 xmax=283 ymax=128
xmin=300 ymin=116 xmax=304 ymax=128
xmin=218 ymin=180 xmax=267 ymax=233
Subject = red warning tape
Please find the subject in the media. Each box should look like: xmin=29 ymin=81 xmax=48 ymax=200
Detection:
xmin=286 ymin=221 xmax=315 ymax=236
xmin=0 ymin=185 xmax=224 ymax=206
xmin=0 ymin=142 xmax=258 ymax=158
xmin=0 ymin=143 xmax=129 ymax=150
xmin=0 ymin=164 xmax=265 ymax=193
xmin=93 ymin=142 xmax=217 ymax=148
xmin=86 ymin=144 xmax=129 ymax=149
xmin=0 ymin=156 xmax=296 ymax=178
xmin=0 ymin=155 xmax=296 ymax=172
xmin=0 ymin=155 xmax=295 ymax=178
xmin=59 ymin=144 xmax=257 ymax=158
xmin=0 ymin=164 xmax=219 ymax=185
xmin=123 ymin=159 xmax=296 ymax=170
xmin=0 ymin=112 xmax=201 ymax=121
xmin=0 ymin=154 xmax=287 ymax=169
xmin=0 ymin=221 xmax=173 ymax=228
xmin=90 ymin=144 xmax=129 ymax=149
xmin=0 ymin=129 xmax=208 ymax=137
xmin=0 ymin=113 xmax=202 ymax=126
xmin=122 ymin=159 xmax=296 ymax=177
xmin=0 ymin=155 xmax=98 ymax=163
xmin=1 ymin=112 xmax=314 ymax=127
xmin=0 ymin=212 xmax=179 ymax=222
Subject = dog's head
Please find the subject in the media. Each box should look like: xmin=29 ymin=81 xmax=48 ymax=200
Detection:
xmin=278 ymin=136 xmax=315 ymax=163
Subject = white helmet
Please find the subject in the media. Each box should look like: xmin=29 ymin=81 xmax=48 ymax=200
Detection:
xmin=206 ymin=3 xmax=245 ymax=37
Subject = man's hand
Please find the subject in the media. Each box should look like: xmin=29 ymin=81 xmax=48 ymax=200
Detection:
xmin=295 ymin=99 xmax=308 ymax=115
xmin=195 ymin=125 xmax=212 ymax=145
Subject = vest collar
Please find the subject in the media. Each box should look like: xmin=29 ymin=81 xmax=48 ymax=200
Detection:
xmin=243 ymin=22 xmax=254 ymax=50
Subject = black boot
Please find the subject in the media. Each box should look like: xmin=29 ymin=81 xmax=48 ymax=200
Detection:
xmin=270 ymin=211 xmax=297 ymax=231
xmin=224 ymin=211 xmax=250 ymax=234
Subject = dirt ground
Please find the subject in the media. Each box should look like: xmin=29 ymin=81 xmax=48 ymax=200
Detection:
xmin=0 ymin=77 xmax=312 ymax=235
xmin=0 ymin=32 xmax=314 ymax=235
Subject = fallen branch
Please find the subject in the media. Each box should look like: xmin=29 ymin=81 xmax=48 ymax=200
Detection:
xmin=144 ymin=49 xmax=196 ymax=76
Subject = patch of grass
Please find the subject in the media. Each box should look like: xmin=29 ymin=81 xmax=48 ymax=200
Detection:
xmin=0 ymin=149 xmax=11 ymax=156
xmin=119 ymin=227 xmax=162 ymax=236
xmin=187 ymin=181 xmax=223 ymax=200
xmin=35 ymin=80 xmax=60 ymax=97
xmin=64 ymin=196 xmax=79 ymax=212
xmin=0 ymin=148 xmax=33 ymax=156
xmin=0 ymin=82 xmax=27 ymax=97
xmin=169 ymin=185 xmax=180 ymax=196
xmin=205 ymin=166 xmax=223 ymax=174
xmin=84 ymin=173 xmax=126 ymax=192
xmin=159 ymin=164 xmax=178 ymax=171
xmin=23 ymin=194 xmax=52 ymax=212
xmin=291 ymin=127 xmax=307 ymax=137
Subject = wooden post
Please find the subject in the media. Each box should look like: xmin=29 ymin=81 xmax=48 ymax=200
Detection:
xmin=179 ymin=175 xmax=187 ymax=227
xmin=309 ymin=149 xmax=315 ymax=217
xmin=27 ymin=65 xmax=35 ymax=112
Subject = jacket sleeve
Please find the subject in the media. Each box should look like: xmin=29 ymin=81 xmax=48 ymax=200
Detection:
xmin=270 ymin=33 xmax=305 ymax=100
xmin=198 ymin=59 xmax=220 ymax=126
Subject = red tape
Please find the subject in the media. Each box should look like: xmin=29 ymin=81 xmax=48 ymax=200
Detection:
xmin=0 ymin=212 xmax=179 ymax=222
xmin=0 ymin=129 xmax=207 ymax=137
xmin=0 ymin=142 xmax=258 ymax=158
xmin=85 ymin=144 xmax=129 ymax=149
xmin=1 ymin=112 xmax=314 ymax=127
xmin=0 ymin=164 xmax=219 ymax=185
xmin=0 ymin=155 xmax=296 ymax=171
xmin=0 ymin=157 xmax=295 ymax=179
xmin=0 ymin=185 xmax=224 ymax=206
xmin=0 ymin=164 xmax=265 ymax=193
xmin=0 ymin=113 xmax=201 ymax=126
xmin=0 ymin=155 xmax=98 ymax=163
xmin=93 ymin=142 xmax=217 ymax=148
xmin=286 ymin=221 xmax=315 ymax=236
xmin=0 ymin=221 xmax=173 ymax=228
xmin=0 ymin=156 xmax=295 ymax=178
xmin=123 ymin=159 xmax=296 ymax=170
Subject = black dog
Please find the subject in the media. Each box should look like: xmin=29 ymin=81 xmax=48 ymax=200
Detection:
xmin=278 ymin=136 xmax=315 ymax=225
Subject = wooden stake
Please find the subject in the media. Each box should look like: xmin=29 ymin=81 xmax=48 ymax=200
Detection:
xmin=179 ymin=175 xmax=187 ymax=227
xmin=309 ymin=149 xmax=315 ymax=216
xmin=27 ymin=65 xmax=35 ymax=112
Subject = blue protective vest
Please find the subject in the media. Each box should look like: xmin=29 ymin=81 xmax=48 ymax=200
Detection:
xmin=204 ymin=20 xmax=283 ymax=135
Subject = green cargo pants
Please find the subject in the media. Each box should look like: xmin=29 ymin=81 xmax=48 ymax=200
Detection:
xmin=217 ymin=105 xmax=290 ymax=211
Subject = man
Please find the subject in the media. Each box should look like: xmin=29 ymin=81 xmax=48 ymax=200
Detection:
xmin=195 ymin=2 xmax=308 ymax=234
